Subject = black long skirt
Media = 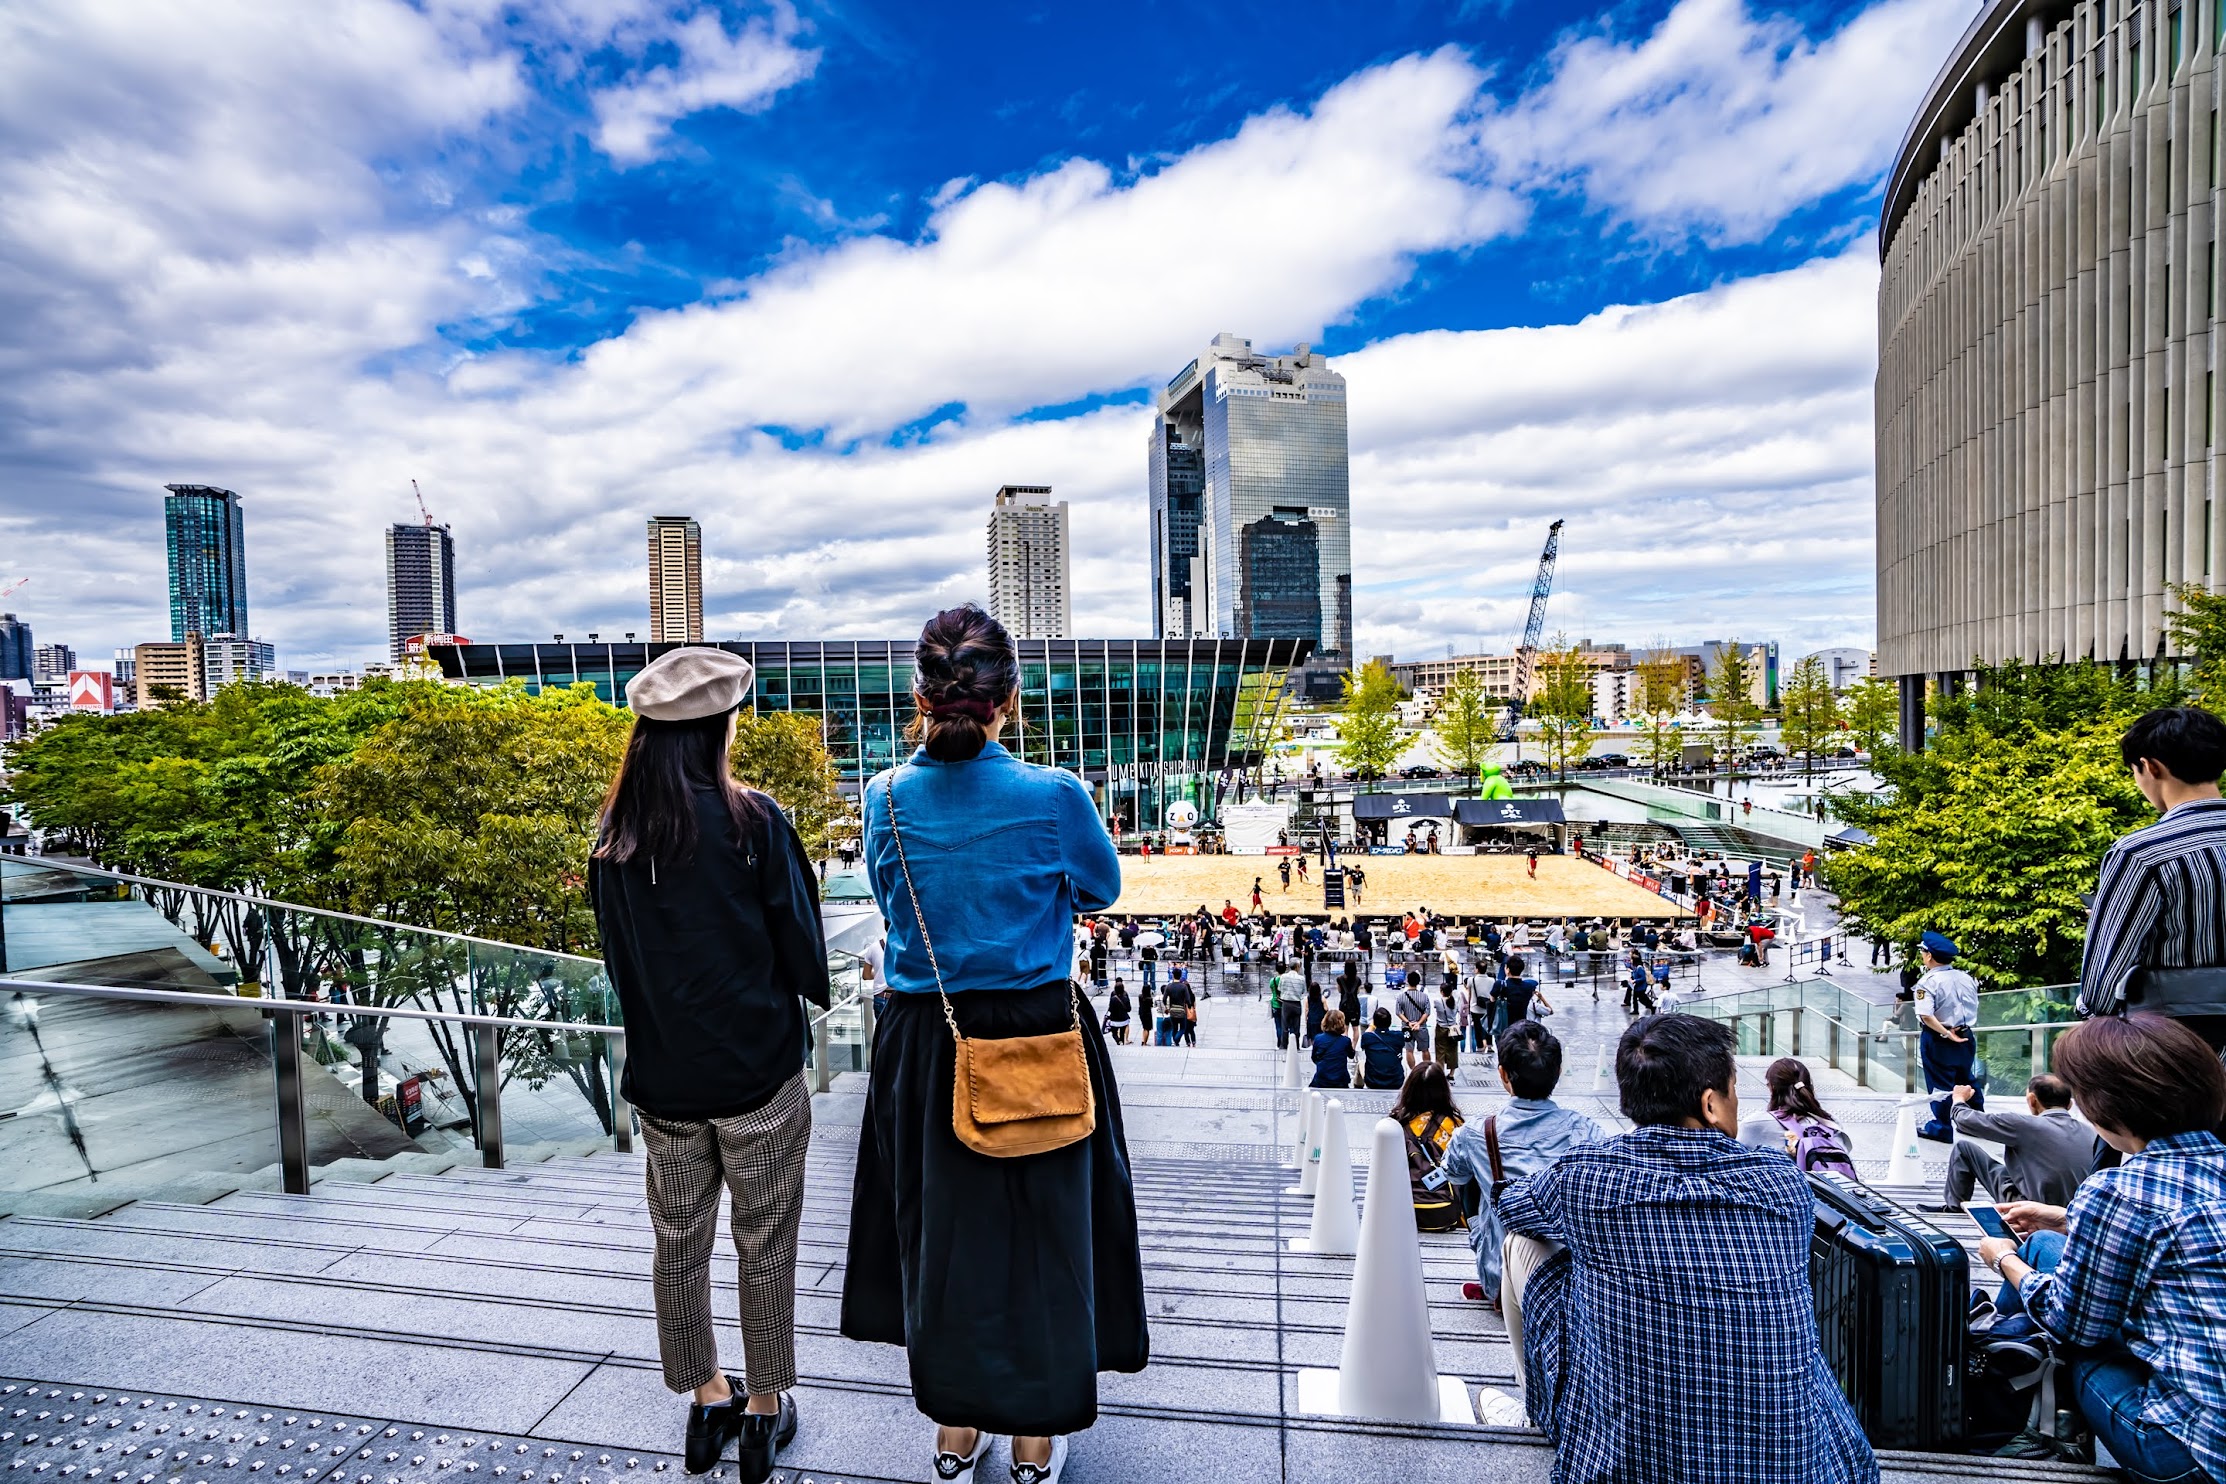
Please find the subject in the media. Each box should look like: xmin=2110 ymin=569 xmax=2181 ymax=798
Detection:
xmin=839 ymin=981 xmax=1149 ymax=1436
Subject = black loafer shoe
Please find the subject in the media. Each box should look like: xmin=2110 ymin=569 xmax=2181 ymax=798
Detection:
xmin=684 ymin=1378 xmax=748 ymax=1475
xmin=736 ymin=1394 xmax=796 ymax=1484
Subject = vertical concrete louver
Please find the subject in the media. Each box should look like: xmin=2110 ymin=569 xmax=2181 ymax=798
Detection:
xmin=1878 ymin=0 xmax=2225 ymax=725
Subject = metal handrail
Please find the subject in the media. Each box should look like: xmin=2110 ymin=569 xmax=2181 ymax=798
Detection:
xmin=2 ymin=855 xmax=606 ymax=967
xmin=0 ymin=977 xmax=621 ymax=1034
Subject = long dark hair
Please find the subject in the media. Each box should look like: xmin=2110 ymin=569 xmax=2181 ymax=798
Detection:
xmin=1766 ymin=1057 xmax=1833 ymax=1123
xmin=904 ymin=604 xmax=1019 ymax=762
xmin=594 ymin=711 xmax=765 ymax=865
xmin=1391 ymin=1062 xmax=1460 ymax=1127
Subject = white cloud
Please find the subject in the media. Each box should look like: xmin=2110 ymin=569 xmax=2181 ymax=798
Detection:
xmin=1479 ymin=0 xmax=1969 ymax=243
xmin=0 ymin=0 xmax=1901 ymax=673
xmin=589 ymin=5 xmax=819 ymax=164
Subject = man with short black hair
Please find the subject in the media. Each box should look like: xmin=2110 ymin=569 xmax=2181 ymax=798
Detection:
xmin=1439 ymin=1021 xmax=1604 ymax=1308
xmin=1497 ymin=1015 xmax=1876 ymax=1483
xmin=2079 ymin=706 xmax=2226 ymax=1047
xmin=1939 ymin=1072 xmax=2091 ymax=1211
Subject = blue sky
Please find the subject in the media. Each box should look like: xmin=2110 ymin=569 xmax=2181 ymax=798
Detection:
xmin=0 ymin=0 xmax=1970 ymax=669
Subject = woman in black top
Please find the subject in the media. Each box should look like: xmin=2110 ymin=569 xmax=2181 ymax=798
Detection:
xmin=588 ymin=648 xmax=826 ymax=1484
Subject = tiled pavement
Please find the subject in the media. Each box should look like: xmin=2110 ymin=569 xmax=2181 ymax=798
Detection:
xmin=0 ymin=992 xmax=2107 ymax=1484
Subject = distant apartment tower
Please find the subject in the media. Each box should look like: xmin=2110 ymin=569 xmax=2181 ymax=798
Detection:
xmin=203 ymin=635 xmax=276 ymax=690
xmin=163 ymin=484 xmax=248 ymax=641
xmin=110 ymin=648 xmax=137 ymax=690
xmin=1149 ymin=334 xmax=1350 ymax=671
xmin=647 ymin=516 xmax=703 ymax=643
xmin=134 ymin=635 xmax=207 ymax=708
xmin=0 ymin=614 xmax=31 ymax=681
xmin=986 ymin=486 xmax=1072 ymax=639
xmin=386 ymin=521 xmax=458 ymax=661
xmin=32 ymin=643 xmax=75 ymax=686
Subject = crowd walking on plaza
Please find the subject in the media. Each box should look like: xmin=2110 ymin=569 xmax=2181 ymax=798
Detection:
xmin=587 ymin=600 xmax=2226 ymax=1484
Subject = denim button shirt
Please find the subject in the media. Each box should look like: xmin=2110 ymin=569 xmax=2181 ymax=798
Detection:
xmin=863 ymin=742 xmax=1121 ymax=995
xmin=1441 ymin=1096 xmax=1608 ymax=1291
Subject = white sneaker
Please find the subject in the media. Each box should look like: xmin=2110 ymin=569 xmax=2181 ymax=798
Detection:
xmin=1475 ymin=1385 xmax=1529 ymax=1428
xmin=932 ymin=1429 xmax=997 ymax=1482
xmin=1009 ymin=1435 xmax=1066 ymax=1484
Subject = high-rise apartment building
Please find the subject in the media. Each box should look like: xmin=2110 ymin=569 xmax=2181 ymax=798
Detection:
xmin=203 ymin=635 xmax=276 ymax=690
xmin=386 ymin=521 xmax=458 ymax=661
xmin=163 ymin=484 xmax=249 ymax=641
xmin=647 ymin=516 xmax=703 ymax=643
xmin=32 ymin=643 xmax=75 ymax=686
xmin=111 ymin=648 xmax=137 ymax=690
xmin=1149 ymin=334 xmax=1350 ymax=668
xmin=134 ymin=635 xmax=207 ymax=708
xmin=0 ymin=614 xmax=31 ymax=681
xmin=986 ymin=486 xmax=1072 ymax=639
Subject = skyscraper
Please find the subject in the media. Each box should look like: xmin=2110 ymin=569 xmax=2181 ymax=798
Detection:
xmin=1148 ymin=334 xmax=1350 ymax=669
xmin=0 ymin=614 xmax=30 ymax=682
xmin=32 ymin=643 xmax=75 ymax=685
xmin=386 ymin=521 xmax=458 ymax=661
xmin=647 ymin=516 xmax=703 ymax=643
xmin=986 ymin=485 xmax=1072 ymax=639
xmin=163 ymin=484 xmax=249 ymax=641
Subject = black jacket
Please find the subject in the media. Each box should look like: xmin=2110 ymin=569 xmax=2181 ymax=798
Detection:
xmin=589 ymin=786 xmax=829 ymax=1121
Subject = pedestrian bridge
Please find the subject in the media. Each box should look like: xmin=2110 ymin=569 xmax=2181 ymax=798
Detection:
xmin=0 ymin=858 xmax=2106 ymax=1483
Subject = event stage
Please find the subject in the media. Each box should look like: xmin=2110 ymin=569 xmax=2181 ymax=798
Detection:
xmin=1104 ymin=852 xmax=1688 ymax=921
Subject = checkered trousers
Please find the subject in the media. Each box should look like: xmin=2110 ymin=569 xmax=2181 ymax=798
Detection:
xmin=640 ymin=1070 xmax=812 ymax=1395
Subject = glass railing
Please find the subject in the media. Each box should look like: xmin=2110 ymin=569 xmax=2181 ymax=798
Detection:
xmin=0 ymin=856 xmax=867 ymax=1213
xmin=1681 ymin=977 xmax=2081 ymax=1100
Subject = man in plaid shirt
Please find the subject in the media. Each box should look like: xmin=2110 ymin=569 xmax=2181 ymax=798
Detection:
xmin=1498 ymin=1014 xmax=1876 ymax=1484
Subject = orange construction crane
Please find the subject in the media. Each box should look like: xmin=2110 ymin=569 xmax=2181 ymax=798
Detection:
xmin=0 ymin=577 xmax=28 ymax=602
xmin=411 ymin=479 xmax=435 ymax=528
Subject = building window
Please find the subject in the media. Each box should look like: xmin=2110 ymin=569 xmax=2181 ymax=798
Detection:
xmin=2174 ymin=3 xmax=2186 ymax=69
xmin=2210 ymin=370 xmax=2218 ymax=446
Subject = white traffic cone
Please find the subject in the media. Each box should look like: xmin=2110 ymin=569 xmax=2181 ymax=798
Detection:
xmin=1294 ymin=1116 xmax=1469 ymax=1423
xmin=1285 ymin=1083 xmax=1314 ymax=1171
xmin=1290 ymin=1099 xmax=1358 ymax=1254
xmin=1590 ymin=1041 xmax=1612 ymax=1091
xmin=1284 ymin=1033 xmax=1304 ymax=1090
xmin=1885 ymin=1096 xmax=1927 ymax=1187
xmin=1286 ymin=1091 xmax=1324 ymax=1194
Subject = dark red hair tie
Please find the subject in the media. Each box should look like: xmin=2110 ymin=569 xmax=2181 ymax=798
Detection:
xmin=926 ymin=696 xmax=996 ymax=723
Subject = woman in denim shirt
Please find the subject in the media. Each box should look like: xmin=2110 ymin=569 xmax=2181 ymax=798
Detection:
xmin=840 ymin=606 xmax=1147 ymax=1484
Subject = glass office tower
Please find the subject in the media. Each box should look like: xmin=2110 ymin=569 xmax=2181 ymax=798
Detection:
xmin=1148 ymin=334 xmax=1350 ymax=667
xmin=163 ymin=484 xmax=248 ymax=641
xmin=435 ymin=635 xmax=1308 ymax=831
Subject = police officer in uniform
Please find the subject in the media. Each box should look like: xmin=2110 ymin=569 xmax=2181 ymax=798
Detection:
xmin=1913 ymin=930 xmax=1982 ymax=1142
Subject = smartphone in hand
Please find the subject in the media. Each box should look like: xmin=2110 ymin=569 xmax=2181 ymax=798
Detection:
xmin=1963 ymin=1202 xmax=2014 ymax=1241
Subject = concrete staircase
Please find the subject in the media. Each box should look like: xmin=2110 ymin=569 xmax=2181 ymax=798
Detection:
xmin=0 ymin=1050 xmax=2112 ymax=1484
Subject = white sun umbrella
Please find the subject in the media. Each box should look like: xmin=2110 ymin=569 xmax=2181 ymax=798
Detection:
xmin=822 ymin=902 xmax=887 ymax=958
xmin=1133 ymin=930 xmax=1166 ymax=948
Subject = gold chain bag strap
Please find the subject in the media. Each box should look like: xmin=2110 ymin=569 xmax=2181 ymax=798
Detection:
xmin=883 ymin=778 xmax=1096 ymax=1158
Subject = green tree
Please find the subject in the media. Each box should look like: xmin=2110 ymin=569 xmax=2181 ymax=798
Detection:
xmin=1336 ymin=660 xmax=1405 ymax=782
xmin=1429 ymin=667 xmax=1498 ymax=783
xmin=732 ymin=709 xmax=847 ymax=856
xmin=1633 ymin=643 xmax=1688 ymax=779
xmin=1532 ymin=638 xmax=1597 ymax=781
xmin=2167 ymin=581 xmax=2226 ymax=704
xmin=1703 ymin=640 xmax=1762 ymax=770
xmin=1842 ymin=675 xmax=1900 ymax=757
xmin=1777 ymin=655 xmax=1840 ymax=779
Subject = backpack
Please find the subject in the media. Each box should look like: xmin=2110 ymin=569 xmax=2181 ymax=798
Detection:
xmin=1776 ymin=1110 xmax=1856 ymax=1174
xmin=1404 ymin=1114 xmax=1466 ymax=1232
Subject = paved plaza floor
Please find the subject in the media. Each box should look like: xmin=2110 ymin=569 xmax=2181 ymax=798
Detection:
xmin=1105 ymin=852 xmax=1686 ymax=920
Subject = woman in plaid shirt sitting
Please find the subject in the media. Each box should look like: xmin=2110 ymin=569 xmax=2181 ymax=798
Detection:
xmin=1981 ymin=1013 xmax=2226 ymax=1484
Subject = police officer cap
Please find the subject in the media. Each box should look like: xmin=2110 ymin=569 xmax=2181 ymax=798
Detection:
xmin=1919 ymin=930 xmax=1959 ymax=960
xmin=624 ymin=647 xmax=754 ymax=720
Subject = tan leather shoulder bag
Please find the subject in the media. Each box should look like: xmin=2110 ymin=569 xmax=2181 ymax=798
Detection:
xmin=884 ymin=779 xmax=1096 ymax=1158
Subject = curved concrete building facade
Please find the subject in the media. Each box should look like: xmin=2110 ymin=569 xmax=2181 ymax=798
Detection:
xmin=1878 ymin=0 xmax=2226 ymax=736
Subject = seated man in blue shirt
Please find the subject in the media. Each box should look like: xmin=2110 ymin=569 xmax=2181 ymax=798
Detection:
xmin=1498 ymin=1014 xmax=1875 ymax=1484
xmin=1439 ymin=1021 xmax=1604 ymax=1310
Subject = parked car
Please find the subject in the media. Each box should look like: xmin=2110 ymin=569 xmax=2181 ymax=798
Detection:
xmin=1508 ymin=758 xmax=1549 ymax=777
xmin=1397 ymin=764 xmax=1443 ymax=779
xmin=1593 ymin=752 xmax=1630 ymax=767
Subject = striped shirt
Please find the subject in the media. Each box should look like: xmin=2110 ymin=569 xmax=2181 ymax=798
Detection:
xmin=2079 ymin=797 xmax=2226 ymax=1016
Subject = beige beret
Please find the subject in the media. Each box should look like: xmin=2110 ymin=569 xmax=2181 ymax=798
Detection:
xmin=625 ymin=647 xmax=754 ymax=721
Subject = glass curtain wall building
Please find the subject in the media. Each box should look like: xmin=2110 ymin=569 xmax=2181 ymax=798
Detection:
xmin=434 ymin=636 xmax=1309 ymax=830
xmin=163 ymin=484 xmax=249 ymax=642
xmin=1149 ymin=335 xmax=1351 ymax=670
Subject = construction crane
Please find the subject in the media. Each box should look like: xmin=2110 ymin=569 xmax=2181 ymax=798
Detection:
xmin=410 ymin=479 xmax=434 ymax=527
xmin=1503 ymin=519 xmax=1565 ymax=737
xmin=0 ymin=577 xmax=26 ymax=602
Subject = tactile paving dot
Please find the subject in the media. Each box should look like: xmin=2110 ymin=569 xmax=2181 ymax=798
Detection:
xmin=0 ymin=1387 xmax=868 ymax=1484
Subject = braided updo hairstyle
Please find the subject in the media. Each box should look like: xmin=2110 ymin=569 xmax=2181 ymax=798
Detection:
xmin=907 ymin=604 xmax=1019 ymax=762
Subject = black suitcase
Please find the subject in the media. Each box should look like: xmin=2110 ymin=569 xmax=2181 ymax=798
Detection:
xmin=1808 ymin=1171 xmax=1968 ymax=1451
